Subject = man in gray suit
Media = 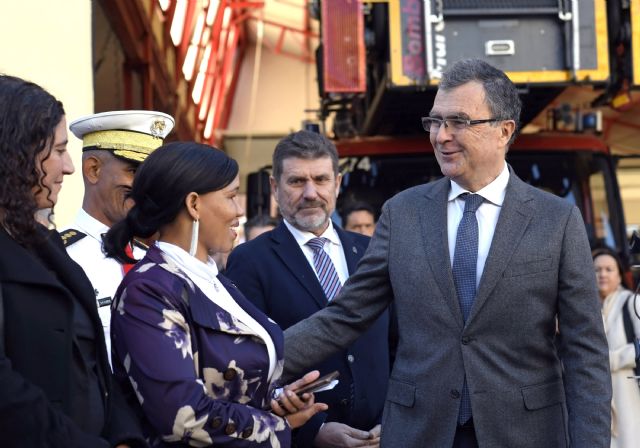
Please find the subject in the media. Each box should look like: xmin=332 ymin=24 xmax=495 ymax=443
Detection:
xmin=283 ymin=59 xmax=611 ymax=447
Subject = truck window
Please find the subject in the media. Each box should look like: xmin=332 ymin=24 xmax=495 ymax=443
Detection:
xmin=338 ymin=151 xmax=622 ymax=250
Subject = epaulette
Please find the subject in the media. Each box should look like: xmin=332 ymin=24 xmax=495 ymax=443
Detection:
xmin=59 ymin=229 xmax=87 ymax=247
xmin=133 ymin=238 xmax=149 ymax=251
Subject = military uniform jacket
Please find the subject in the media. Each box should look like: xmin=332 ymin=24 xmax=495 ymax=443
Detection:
xmin=61 ymin=209 xmax=144 ymax=361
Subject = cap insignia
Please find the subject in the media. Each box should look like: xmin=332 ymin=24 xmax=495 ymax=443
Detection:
xmin=150 ymin=119 xmax=166 ymax=138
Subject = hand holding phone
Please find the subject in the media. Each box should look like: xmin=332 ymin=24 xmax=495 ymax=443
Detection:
xmin=270 ymin=370 xmax=340 ymax=410
xmin=269 ymin=371 xmax=331 ymax=428
xmin=289 ymin=370 xmax=340 ymax=397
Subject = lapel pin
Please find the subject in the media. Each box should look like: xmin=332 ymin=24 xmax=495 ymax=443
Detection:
xmin=352 ymin=247 xmax=358 ymax=254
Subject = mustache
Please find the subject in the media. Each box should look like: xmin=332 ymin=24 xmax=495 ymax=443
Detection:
xmin=297 ymin=200 xmax=325 ymax=210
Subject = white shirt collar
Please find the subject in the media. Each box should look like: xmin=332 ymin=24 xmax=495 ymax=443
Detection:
xmin=283 ymin=219 xmax=342 ymax=248
xmin=76 ymin=208 xmax=110 ymax=241
xmin=448 ymin=162 xmax=510 ymax=206
xmin=155 ymin=241 xmax=219 ymax=283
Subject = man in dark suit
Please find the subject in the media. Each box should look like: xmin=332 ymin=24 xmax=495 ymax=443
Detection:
xmin=281 ymin=59 xmax=612 ymax=447
xmin=226 ymin=131 xmax=390 ymax=447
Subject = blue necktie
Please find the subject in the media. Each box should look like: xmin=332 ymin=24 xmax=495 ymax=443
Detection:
xmin=452 ymin=193 xmax=484 ymax=425
xmin=307 ymin=237 xmax=342 ymax=301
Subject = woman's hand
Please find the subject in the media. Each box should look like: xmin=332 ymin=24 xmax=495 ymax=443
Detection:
xmin=270 ymin=370 xmax=329 ymax=429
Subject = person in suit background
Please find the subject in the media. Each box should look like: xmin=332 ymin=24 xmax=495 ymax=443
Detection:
xmin=340 ymin=201 xmax=376 ymax=237
xmin=60 ymin=111 xmax=174 ymax=362
xmin=103 ymin=142 xmax=326 ymax=447
xmin=281 ymin=59 xmax=612 ymax=447
xmin=226 ymin=130 xmax=390 ymax=447
xmin=0 ymin=74 xmax=145 ymax=447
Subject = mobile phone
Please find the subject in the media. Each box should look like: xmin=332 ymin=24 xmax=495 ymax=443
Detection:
xmin=269 ymin=370 xmax=340 ymax=409
xmin=290 ymin=370 xmax=340 ymax=397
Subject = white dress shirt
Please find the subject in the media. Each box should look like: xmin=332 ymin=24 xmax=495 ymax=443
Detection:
xmin=284 ymin=219 xmax=349 ymax=286
xmin=447 ymin=162 xmax=510 ymax=287
xmin=156 ymin=241 xmax=277 ymax=381
xmin=62 ymin=208 xmax=145 ymax=365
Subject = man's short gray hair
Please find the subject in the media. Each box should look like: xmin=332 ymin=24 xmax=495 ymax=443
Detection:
xmin=440 ymin=59 xmax=521 ymax=146
xmin=272 ymin=130 xmax=339 ymax=181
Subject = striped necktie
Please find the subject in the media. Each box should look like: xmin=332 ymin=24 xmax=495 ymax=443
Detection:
xmin=306 ymin=237 xmax=342 ymax=301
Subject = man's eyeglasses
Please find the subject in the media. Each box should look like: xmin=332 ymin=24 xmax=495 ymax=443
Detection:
xmin=421 ymin=117 xmax=502 ymax=133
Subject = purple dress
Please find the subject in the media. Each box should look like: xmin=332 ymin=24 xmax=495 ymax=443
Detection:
xmin=111 ymin=245 xmax=290 ymax=447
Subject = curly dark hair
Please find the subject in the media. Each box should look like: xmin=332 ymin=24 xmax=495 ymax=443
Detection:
xmin=0 ymin=74 xmax=65 ymax=245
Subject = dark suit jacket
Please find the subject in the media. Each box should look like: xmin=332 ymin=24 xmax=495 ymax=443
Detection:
xmin=226 ymin=223 xmax=390 ymax=446
xmin=282 ymin=172 xmax=612 ymax=447
xmin=0 ymin=227 xmax=144 ymax=448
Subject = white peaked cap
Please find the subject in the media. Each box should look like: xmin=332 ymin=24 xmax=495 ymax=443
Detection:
xmin=69 ymin=110 xmax=175 ymax=163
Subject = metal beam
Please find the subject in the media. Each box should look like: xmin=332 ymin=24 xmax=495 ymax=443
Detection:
xmin=219 ymin=29 xmax=246 ymax=139
xmin=199 ymin=0 xmax=228 ymax=126
xmin=213 ymin=22 xmax=241 ymax=134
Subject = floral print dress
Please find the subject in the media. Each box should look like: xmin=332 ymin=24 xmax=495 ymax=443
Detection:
xmin=110 ymin=245 xmax=290 ymax=447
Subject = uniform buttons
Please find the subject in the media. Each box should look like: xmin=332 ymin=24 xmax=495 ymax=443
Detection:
xmin=340 ymin=398 xmax=348 ymax=406
xmin=223 ymin=368 xmax=237 ymax=381
xmin=224 ymin=423 xmax=237 ymax=435
xmin=450 ymin=389 xmax=460 ymax=399
xmin=461 ymin=337 xmax=471 ymax=345
xmin=347 ymin=354 xmax=355 ymax=363
xmin=241 ymin=426 xmax=253 ymax=438
xmin=211 ymin=417 xmax=222 ymax=429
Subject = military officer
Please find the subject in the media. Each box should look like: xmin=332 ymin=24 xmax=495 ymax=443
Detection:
xmin=60 ymin=110 xmax=174 ymax=363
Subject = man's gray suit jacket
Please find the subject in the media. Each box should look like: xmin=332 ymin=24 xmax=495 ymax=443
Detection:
xmin=283 ymin=170 xmax=612 ymax=447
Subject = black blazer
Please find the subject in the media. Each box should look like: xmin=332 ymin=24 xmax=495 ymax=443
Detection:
xmin=226 ymin=222 xmax=390 ymax=446
xmin=0 ymin=227 xmax=144 ymax=447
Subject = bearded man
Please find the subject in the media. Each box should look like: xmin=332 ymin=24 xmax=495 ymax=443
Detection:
xmin=226 ymin=130 xmax=391 ymax=448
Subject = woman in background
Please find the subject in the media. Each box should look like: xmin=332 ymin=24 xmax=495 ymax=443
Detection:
xmin=593 ymin=247 xmax=640 ymax=448
xmin=0 ymin=74 xmax=145 ymax=447
xmin=104 ymin=142 xmax=326 ymax=447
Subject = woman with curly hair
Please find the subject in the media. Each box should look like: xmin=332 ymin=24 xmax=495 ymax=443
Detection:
xmin=103 ymin=142 xmax=327 ymax=447
xmin=0 ymin=74 xmax=145 ymax=447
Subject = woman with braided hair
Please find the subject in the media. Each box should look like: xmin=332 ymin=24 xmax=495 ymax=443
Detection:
xmin=103 ymin=141 xmax=327 ymax=447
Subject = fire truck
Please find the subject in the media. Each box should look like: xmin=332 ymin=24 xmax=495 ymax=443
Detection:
xmin=308 ymin=0 xmax=640 ymax=260
xmin=245 ymin=1 xmax=639 ymax=258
